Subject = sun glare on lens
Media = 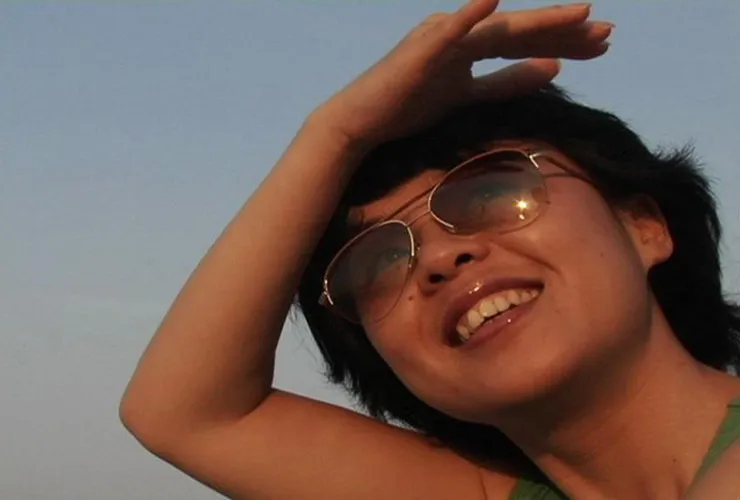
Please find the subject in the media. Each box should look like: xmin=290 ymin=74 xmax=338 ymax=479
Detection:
xmin=514 ymin=199 xmax=530 ymax=220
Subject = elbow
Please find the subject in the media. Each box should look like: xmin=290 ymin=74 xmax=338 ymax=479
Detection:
xmin=118 ymin=391 xmax=174 ymax=454
xmin=118 ymin=388 xmax=206 ymax=458
xmin=119 ymin=395 xmax=153 ymax=446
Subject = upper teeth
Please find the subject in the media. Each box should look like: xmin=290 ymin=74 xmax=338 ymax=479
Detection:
xmin=456 ymin=288 xmax=540 ymax=342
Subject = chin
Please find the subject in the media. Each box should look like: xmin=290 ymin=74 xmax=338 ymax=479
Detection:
xmin=427 ymin=350 xmax=585 ymax=424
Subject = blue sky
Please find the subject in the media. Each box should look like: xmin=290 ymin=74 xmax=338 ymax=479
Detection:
xmin=2 ymin=1 xmax=739 ymax=498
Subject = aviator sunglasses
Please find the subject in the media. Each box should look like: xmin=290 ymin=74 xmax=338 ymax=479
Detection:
xmin=319 ymin=148 xmax=590 ymax=324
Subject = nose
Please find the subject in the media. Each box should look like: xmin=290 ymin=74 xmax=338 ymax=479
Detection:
xmin=413 ymin=220 xmax=490 ymax=295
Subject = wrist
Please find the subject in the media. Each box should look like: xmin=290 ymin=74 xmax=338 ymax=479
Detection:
xmin=302 ymin=107 xmax=377 ymax=159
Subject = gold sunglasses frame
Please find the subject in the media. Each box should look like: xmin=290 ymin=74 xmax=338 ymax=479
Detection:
xmin=318 ymin=147 xmax=584 ymax=323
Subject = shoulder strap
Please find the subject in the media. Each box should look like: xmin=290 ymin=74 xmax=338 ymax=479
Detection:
xmin=512 ymin=397 xmax=740 ymax=498
xmin=693 ymin=396 xmax=740 ymax=481
xmin=509 ymin=477 xmax=569 ymax=500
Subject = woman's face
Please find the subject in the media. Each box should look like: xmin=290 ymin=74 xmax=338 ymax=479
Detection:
xmin=349 ymin=140 xmax=673 ymax=424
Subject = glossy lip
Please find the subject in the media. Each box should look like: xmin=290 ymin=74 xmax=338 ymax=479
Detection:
xmin=441 ymin=276 xmax=544 ymax=347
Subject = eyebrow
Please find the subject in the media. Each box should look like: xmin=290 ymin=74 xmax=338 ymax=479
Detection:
xmin=345 ymin=217 xmax=379 ymax=238
xmin=346 ymin=184 xmax=436 ymax=237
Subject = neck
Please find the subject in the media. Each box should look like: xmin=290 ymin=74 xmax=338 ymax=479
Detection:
xmin=498 ymin=314 xmax=740 ymax=500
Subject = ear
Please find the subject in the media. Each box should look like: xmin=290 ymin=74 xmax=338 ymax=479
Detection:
xmin=618 ymin=195 xmax=674 ymax=271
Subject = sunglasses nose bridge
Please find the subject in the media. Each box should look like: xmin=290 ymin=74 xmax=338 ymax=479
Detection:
xmin=406 ymin=200 xmax=455 ymax=232
xmin=403 ymin=209 xmax=456 ymax=259
xmin=406 ymin=208 xmax=431 ymax=228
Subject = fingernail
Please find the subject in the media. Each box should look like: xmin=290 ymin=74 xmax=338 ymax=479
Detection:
xmin=564 ymin=3 xmax=591 ymax=9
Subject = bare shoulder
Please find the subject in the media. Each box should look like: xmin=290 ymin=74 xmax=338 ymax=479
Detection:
xmin=686 ymin=442 xmax=740 ymax=500
xmin=152 ymin=390 xmax=519 ymax=500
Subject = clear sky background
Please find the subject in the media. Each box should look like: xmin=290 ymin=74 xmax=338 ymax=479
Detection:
xmin=1 ymin=1 xmax=739 ymax=499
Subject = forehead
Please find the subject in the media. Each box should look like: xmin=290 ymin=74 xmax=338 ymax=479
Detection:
xmin=348 ymin=139 xmax=569 ymax=226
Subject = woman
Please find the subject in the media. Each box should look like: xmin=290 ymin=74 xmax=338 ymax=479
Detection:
xmin=120 ymin=1 xmax=740 ymax=498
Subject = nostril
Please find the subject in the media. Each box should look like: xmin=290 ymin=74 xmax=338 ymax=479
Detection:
xmin=429 ymin=274 xmax=444 ymax=284
xmin=427 ymin=253 xmax=475 ymax=285
xmin=455 ymin=253 xmax=473 ymax=267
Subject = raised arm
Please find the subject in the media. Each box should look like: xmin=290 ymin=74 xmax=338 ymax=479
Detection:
xmin=119 ymin=2 xmax=612 ymax=499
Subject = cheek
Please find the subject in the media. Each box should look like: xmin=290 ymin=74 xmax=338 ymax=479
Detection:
xmin=534 ymin=186 xmax=644 ymax=284
xmin=363 ymin=299 xmax=430 ymax=375
xmin=365 ymin=300 xmax=464 ymax=404
xmin=534 ymin=196 xmax=653 ymax=352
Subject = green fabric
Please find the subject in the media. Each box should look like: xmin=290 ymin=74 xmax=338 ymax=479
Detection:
xmin=508 ymin=463 xmax=568 ymax=499
xmin=508 ymin=396 xmax=740 ymax=500
xmin=692 ymin=396 xmax=740 ymax=481
xmin=508 ymin=478 xmax=568 ymax=500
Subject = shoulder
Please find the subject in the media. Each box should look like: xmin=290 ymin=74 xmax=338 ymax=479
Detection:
xmin=686 ymin=441 xmax=740 ymax=500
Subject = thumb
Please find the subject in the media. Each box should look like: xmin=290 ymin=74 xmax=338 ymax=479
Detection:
xmin=469 ymin=58 xmax=561 ymax=101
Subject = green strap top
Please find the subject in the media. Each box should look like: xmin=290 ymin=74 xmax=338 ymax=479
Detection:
xmin=509 ymin=397 xmax=740 ymax=500
xmin=693 ymin=396 xmax=740 ymax=479
xmin=508 ymin=474 xmax=568 ymax=500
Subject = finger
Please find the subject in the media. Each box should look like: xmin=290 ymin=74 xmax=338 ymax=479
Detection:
xmin=400 ymin=0 xmax=500 ymax=61
xmin=451 ymin=0 xmax=502 ymax=35
xmin=505 ymin=41 xmax=609 ymax=61
xmin=498 ymin=23 xmax=613 ymax=60
xmin=465 ymin=20 xmax=613 ymax=61
xmin=468 ymin=58 xmax=562 ymax=102
xmin=469 ymin=3 xmax=593 ymax=39
xmin=550 ymin=20 xmax=615 ymax=43
xmin=430 ymin=0 xmax=500 ymax=45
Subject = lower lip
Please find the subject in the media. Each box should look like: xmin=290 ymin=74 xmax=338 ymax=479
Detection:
xmin=458 ymin=296 xmax=539 ymax=351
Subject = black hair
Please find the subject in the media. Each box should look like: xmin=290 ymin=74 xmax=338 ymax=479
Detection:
xmin=294 ymin=84 xmax=740 ymax=469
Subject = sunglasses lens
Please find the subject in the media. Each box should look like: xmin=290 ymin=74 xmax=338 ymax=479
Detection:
xmin=430 ymin=151 xmax=546 ymax=232
xmin=326 ymin=222 xmax=413 ymax=323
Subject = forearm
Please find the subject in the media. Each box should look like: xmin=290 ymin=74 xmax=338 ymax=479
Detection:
xmin=120 ymin=118 xmax=364 ymax=439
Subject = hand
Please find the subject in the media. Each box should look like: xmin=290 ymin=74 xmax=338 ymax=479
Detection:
xmin=309 ymin=0 xmax=613 ymax=150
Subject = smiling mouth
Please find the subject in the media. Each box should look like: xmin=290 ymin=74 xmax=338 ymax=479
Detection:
xmin=452 ymin=287 xmax=542 ymax=346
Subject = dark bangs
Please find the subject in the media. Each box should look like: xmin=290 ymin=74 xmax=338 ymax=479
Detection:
xmin=294 ymin=84 xmax=740 ymax=468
